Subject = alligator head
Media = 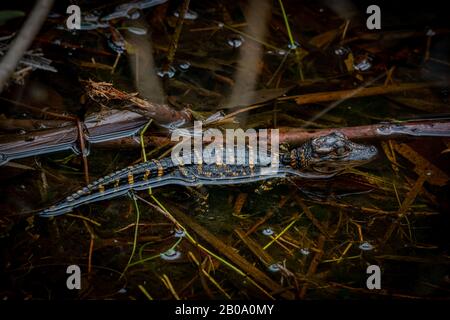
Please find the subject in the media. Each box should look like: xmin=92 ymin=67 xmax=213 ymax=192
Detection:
xmin=284 ymin=132 xmax=378 ymax=176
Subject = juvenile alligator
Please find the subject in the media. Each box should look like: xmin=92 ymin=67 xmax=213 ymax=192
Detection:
xmin=39 ymin=132 xmax=377 ymax=217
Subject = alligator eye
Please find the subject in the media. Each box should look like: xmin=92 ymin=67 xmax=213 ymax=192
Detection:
xmin=336 ymin=147 xmax=346 ymax=155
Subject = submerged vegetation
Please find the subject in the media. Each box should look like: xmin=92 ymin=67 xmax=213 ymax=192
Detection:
xmin=0 ymin=0 xmax=449 ymax=300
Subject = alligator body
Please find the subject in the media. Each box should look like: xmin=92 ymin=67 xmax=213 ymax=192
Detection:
xmin=39 ymin=132 xmax=377 ymax=217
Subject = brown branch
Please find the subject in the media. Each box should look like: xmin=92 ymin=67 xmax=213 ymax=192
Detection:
xmin=100 ymin=120 xmax=450 ymax=149
xmin=0 ymin=0 xmax=54 ymax=92
xmin=278 ymin=120 xmax=450 ymax=145
xmin=279 ymin=82 xmax=449 ymax=105
xmin=2 ymin=119 xmax=450 ymax=165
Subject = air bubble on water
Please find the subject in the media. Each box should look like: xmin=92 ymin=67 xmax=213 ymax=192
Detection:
xmin=262 ymin=228 xmax=274 ymax=236
xmin=173 ymin=9 xmax=198 ymax=20
xmin=277 ymin=49 xmax=287 ymax=56
xmin=173 ymin=229 xmax=186 ymax=238
xmin=268 ymin=263 xmax=281 ymax=273
xmin=227 ymin=34 xmax=244 ymax=48
xmin=157 ymin=66 xmax=176 ymax=78
xmin=217 ymin=22 xmax=224 ymax=28
xmin=118 ymin=288 xmax=127 ymax=294
xmin=126 ymin=26 xmax=148 ymax=35
xmin=353 ymin=57 xmax=373 ymax=72
xmin=288 ymin=41 xmax=300 ymax=50
xmin=359 ymin=242 xmax=374 ymax=251
xmin=107 ymin=39 xmax=125 ymax=54
xmin=160 ymin=249 xmax=182 ymax=261
xmin=178 ymin=61 xmax=191 ymax=70
xmin=300 ymin=248 xmax=310 ymax=256
xmin=353 ymin=60 xmax=371 ymax=71
xmin=334 ymin=46 xmax=350 ymax=56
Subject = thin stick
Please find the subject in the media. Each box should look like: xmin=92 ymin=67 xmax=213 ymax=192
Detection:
xmin=140 ymin=120 xmax=153 ymax=162
xmin=278 ymin=0 xmax=295 ymax=47
xmin=263 ymin=216 xmax=298 ymax=250
xmin=82 ymin=220 xmax=95 ymax=276
xmin=120 ymin=194 xmax=141 ymax=279
xmin=138 ymin=284 xmax=154 ymax=300
xmin=0 ymin=97 xmax=76 ymax=120
xmin=188 ymin=251 xmax=232 ymax=299
xmin=341 ymin=20 xmax=350 ymax=41
xmin=67 ymin=213 xmax=101 ymax=227
xmin=76 ymin=120 xmax=90 ymax=184
xmin=110 ymin=52 xmax=121 ymax=74
xmin=0 ymin=0 xmax=55 ymax=92
xmin=165 ymin=0 xmax=190 ymax=68
xmin=381 ymin=174 xmax=427 ymax=245
xmin=190 ymin=22 xmax=247 ymax=32
xmin=160 ymin=274 xmax=181 ymax=300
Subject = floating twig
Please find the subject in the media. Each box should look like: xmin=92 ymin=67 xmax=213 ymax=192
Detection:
xmin=279 ymin=81 xmax=449 ymax=105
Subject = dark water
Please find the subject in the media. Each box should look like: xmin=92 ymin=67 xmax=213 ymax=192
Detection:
xmin=0 ymin=0 xmax=449 ymax=300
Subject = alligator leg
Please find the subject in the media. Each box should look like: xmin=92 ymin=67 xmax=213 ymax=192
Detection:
xmin=255 ymin=178 xmax=285 ymax=194
xmin=186 ymin=186 xmax=209 ymax=214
